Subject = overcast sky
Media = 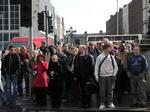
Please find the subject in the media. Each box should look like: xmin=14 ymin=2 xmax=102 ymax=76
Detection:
xmin=51 ymin=0 xmax=132 ymax=34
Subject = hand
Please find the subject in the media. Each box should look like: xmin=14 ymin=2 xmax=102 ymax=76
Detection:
xmin=74 ymin=77 xmax=77 ymax=81
xmin=33 ymin=71 xmax=37 ymax=75
xmin=111 ymin=76 xmax=116 ymax=81
xmin=95 ymin=77 xmax=99 ymax=82
xmin=34 ymin=65 xmax=38 ymax=70
xmin=50 ymin=71 xmax=54 ymax=75
xmin=21 ymin=62 xmax=23 ymax=65
xmin=40 ymin=60 xmax=44 ymax=64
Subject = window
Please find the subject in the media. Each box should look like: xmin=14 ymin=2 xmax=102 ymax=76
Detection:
xmin=15 ymin=12 xmax=19 ymax=18
xmin=10 ymin=33 xmax=19 ymax=40
xmin=0 ymin=6 xmax=3 ymax=11
xmin=4 ymin=19 xmax=8 ymax=25
xmin=112 ymin=36 xmax=115 ymax=40
xmin=4 ymin=25 xmax=8 ymax=30
xmin=11 ymin=19 xmax=14 ymax=24
xmin=99 ymin=37 xmax=103 ymax=41
xmin=0 ymin=1 xmax=3 ymax=5
xmin=4 ymin=12 xmax=8 ymax=18
xmin=106 ymin=36 xmax=111 ymax=41
xmin=0 ymin=19 xmax=2 ymax=24
xmin=96 ymin=37 xmax=101 ymax=41
xmin=4 ymin=33 xmax=9 ymax=41
xmin=4 ymin=6 xmax=8 ymax=11
xmin=10 ymin=25 xmax=14 ymax=30
xmin=123 ymin=36 xmax=130 ymax=40
xmin=15 ymin=25 xmax=19 ymax=30
xmin=115 ymin=36 xmax=122 ymax=41
xmin=88 ymin=37 xmax=95 ymax=41
xmin=4 ymin=0 xmax=8 ymax=5
xmin=0 ymin=33 xmax=2 ymax=41
xmin=131 ymin=36 xmax=138 ymax=40
xmin=10 ymin=6 xmax=14 ymax=11
xmin=15 ymin=19 xmax=19 ymax=24
xmin=10 ymin=12 xmax=14 ymax=18
xmin=15 ymin=6 xmax=19 ymax=11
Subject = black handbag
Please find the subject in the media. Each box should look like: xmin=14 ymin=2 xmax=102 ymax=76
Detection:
xmin=85 ymin=79 xmax=99 ymax=94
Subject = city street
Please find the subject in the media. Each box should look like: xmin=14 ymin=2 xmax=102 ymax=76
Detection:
xmin=1 ymin=94 xmax=150 ymax=112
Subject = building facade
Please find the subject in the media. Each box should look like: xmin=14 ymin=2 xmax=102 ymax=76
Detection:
xmin=122 ymin=4 xmax=129 ymax=34
xmin=106 ymin=0 xmax=149 ymax=36
xmin=119 ymin=8 xmax=123 ymax=34
xmin=143 ymin=0 xmax=150 ymax=37
xmin=0 ymin=0 xmax=20 ymax=49
xmin=0 ymin=0 xmax=64 ymax=49
xmin=129 ymin=0 xmax=143 ymax=34
xmin=106 ymin=14 xmax=117 ymax=35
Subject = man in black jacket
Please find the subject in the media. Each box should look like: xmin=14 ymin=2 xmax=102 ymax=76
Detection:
xmin=4 ymin=46 xmax=20 ymax=106
xmin=74 ymin=45 xmax=95 ymax=108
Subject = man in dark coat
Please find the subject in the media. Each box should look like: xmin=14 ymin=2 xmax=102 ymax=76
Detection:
xmin=4 ymin=46 xmax=20 ymax=105
xmin=74 ymin=45 xmax=95 ymax=108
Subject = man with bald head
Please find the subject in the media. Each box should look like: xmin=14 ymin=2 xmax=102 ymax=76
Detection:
xmin=74 ymin=44 xmax=95 ymax=108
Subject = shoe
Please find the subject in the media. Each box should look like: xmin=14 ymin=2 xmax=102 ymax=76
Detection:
xmin=108 ymin=103 xmax=115 ymax=109
xmin=62 ymin=98 xmax=67 ymax=103
xmin=99 ymin=104 xmax=106 ymax=110
xmin=130 ymin=103 xmax=139 ymax=107
xmin=138 ymin=103 xmax=146 ymax=108
xmin=1 ymin=101 xmax=6 ymax=107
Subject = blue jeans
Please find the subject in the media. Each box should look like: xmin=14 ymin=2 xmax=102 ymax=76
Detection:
xmin=0 ymin=88 xmax=7 ymax=103
xmin=5 ymin=73 xmax=18 ymax=103
xmin=0 ymin=74 xmax=7 ymax=103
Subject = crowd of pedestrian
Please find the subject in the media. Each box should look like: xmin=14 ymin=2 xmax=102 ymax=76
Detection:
xmin=0 ymin=38 xmax=148 ymax=110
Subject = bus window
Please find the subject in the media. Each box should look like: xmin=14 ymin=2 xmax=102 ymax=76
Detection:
xmin=131 ymin=36 xmax=138 ymax=40
xmin=88 ymin=37 xmax=95 ymax=41
xmin=115 ymin=36 xmax=122 ymax=40
xmin=112 ymin=36 xmax=115 ymax=41
xmin=105 ymin=36 xmax=111 ymax=41
xmin=96 ymin=37 xmax=101 ymax=41
xmin=99 ymin=37 xmax=103 ymax=41
xmin=123 ymin=36 xmax=130 ymax=40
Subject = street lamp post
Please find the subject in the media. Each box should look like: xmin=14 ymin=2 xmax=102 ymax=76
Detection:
xmin=117 ymin=0 xmax=119 ymax=35
xmin=66 ymin=26 xmax=76 ymax=45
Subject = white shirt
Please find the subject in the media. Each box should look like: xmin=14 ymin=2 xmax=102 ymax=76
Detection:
xmin=94 ymin=53 xmax=118 ymax=80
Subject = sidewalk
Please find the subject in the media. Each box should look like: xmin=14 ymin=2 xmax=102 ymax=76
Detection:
xmin=1 ymin=94 xmax=150 ymax=112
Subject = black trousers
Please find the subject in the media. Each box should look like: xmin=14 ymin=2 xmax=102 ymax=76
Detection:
xmin=34 ymin=87 xmax=47 ymax=106
xmin=80 ymin=82 xmax=90 ymax=107
xmin=50 ymin=78 xmax=62 ymax=109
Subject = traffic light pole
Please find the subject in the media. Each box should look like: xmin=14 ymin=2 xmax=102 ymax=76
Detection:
xmin=29 ymin=26 xmax=33 ymax=97
xmin=45 ymin=6 xmax=48 ymax=46
xmin=28 ymin=0 xmax=33 ymax=97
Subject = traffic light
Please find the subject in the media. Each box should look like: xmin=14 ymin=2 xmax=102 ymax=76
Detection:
xmin=48 ymin=16 xmax=53 ymax=33
xmin=38 ymin=12 xmax=44 ymax=31
xmin=48 ymin=25 xmax=53 ymax=33
xmin=20 ymin=0 xmax=32 ymax=27
xmin=147 ymin=16 xmax=150 ymax=34
xmin=54 ymin=35 xmax=57 ymax=46
xmin=10 ymin=0 xmax=20 ymax=4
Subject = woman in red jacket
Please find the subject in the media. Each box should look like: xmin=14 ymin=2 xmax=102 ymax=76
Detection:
xmin=32 ymin=54 xmax=48 ymax=107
